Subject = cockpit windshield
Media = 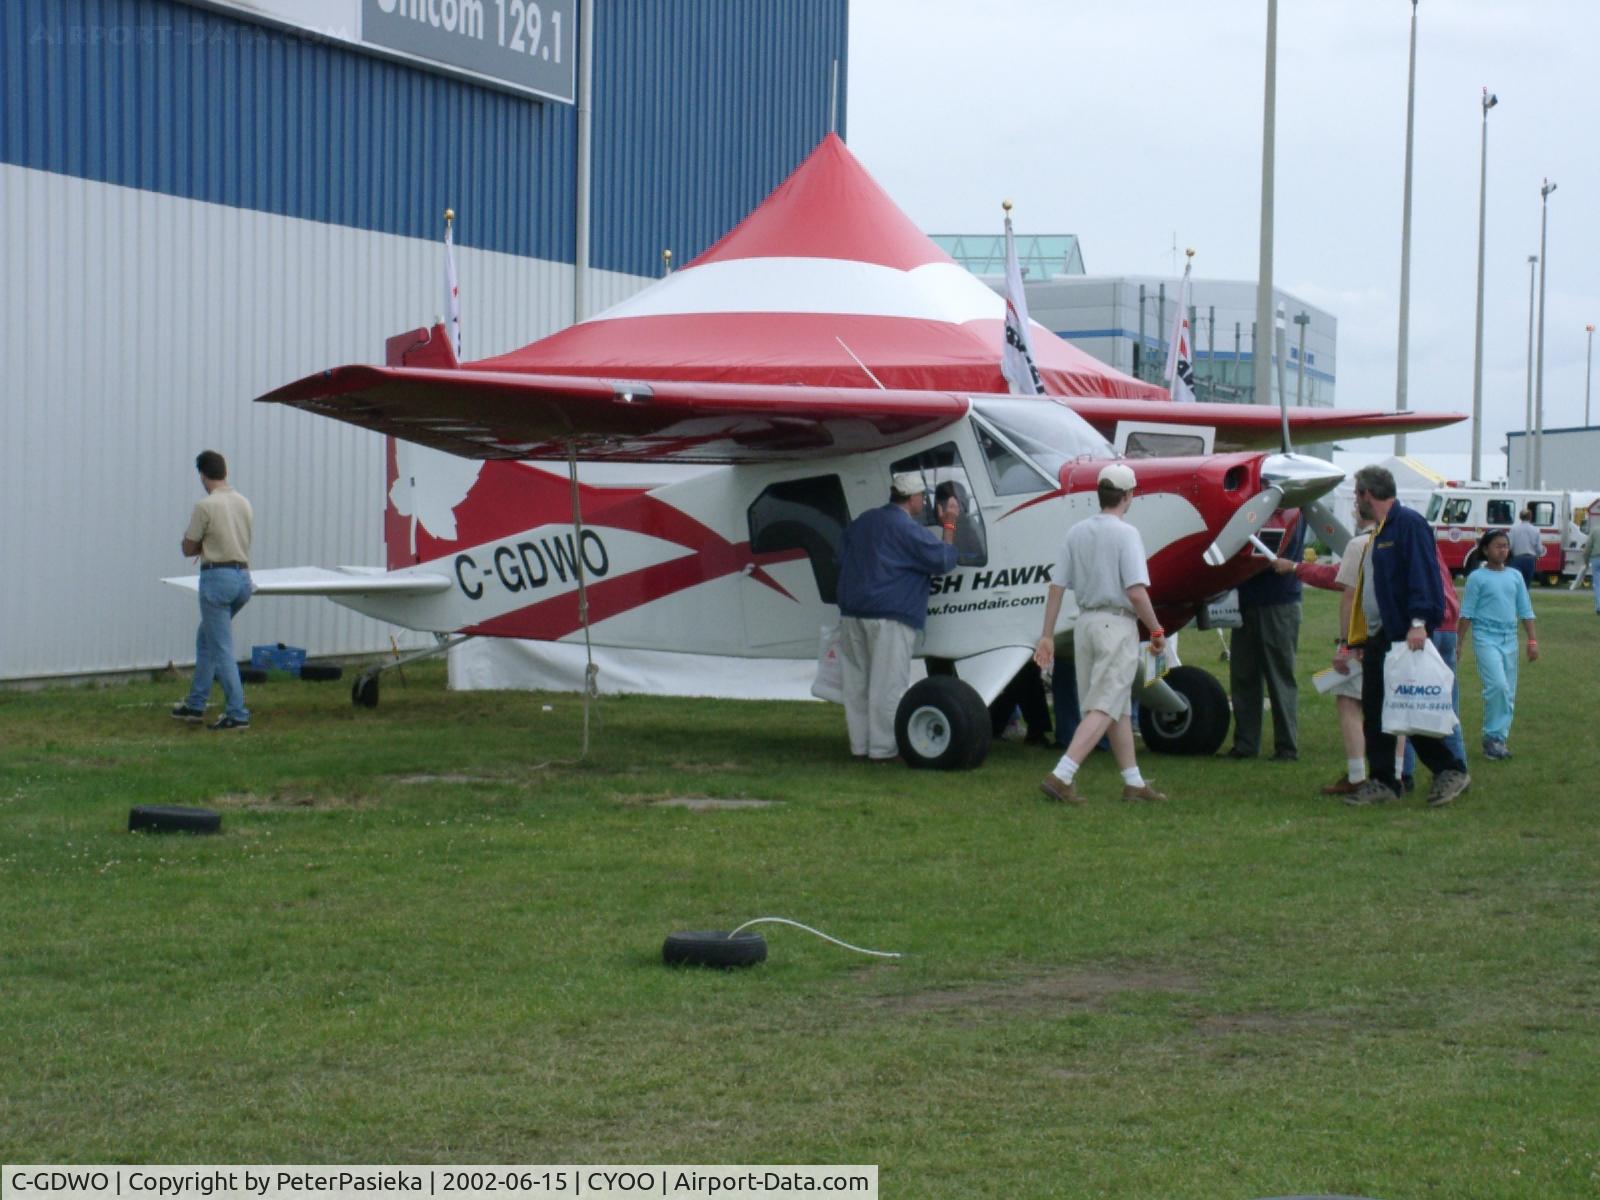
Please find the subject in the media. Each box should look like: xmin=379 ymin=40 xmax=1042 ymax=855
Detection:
xmin=971 ymin=398 xmax=1117 ymax=481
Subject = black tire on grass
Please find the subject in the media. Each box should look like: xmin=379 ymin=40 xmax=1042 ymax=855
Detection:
xmin=129 ymin=805 xmax=222 ymax=835
xmin=299 ymin=663 xmax=343 ymax=682
xmin=352 ymin=674 xmax=380 ymax=708
xmin=662 ymin=930 xmax=768 ymax=968
xmin=239 ymin=667 xmax=270 ymax=684
xmin=894 ymin=676 xmax=991 ymax=770
xmin=1139 ymin=665 xmax=1231 ymax=756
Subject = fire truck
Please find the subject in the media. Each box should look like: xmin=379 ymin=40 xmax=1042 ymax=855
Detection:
xmin=1424 ymin=486 xmax=1572 ymax=583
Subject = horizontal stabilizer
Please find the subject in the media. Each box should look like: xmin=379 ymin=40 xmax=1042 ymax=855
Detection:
xmin=163 ymin=567 xmax=452 ymax=596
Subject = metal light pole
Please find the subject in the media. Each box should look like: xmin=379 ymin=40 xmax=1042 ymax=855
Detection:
xmin=1395 ymin=0 xmax=1419 ymax=455
xmin=1294 ymin=311 xmax=1310 ymax=407
xmin=1587 ymin=324 xmax=1596 ymax=427
xmin=1524 ymin=255 xmax=1537 ymax=486
xmin=1254 ymin=0 xmax=1278 ymax=413
xmin=1470 ymin=87 xmax=1497 ymax=481
xmin=1536 ymin=179 xmax=1556 ymax=489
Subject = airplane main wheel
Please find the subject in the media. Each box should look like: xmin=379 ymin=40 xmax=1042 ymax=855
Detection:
xmin=1139 ymin=666 xmax=1230 ymax=756
xmin=895 ymin=676 xmax=991 ymax=770
xmin=352 ymin=675 xmax=380 ymax=709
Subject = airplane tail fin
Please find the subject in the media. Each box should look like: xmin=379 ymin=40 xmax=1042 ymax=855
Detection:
xmin=383 ymin=324 xmax=462 ymax=570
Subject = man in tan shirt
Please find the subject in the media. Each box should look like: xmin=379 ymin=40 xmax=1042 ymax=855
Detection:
xmin=172 ymin=450 xmax=254 ymax=730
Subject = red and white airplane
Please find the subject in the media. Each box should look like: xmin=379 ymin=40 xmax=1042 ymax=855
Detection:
xmin=174 ymin=136 xmax=1461 ymax=768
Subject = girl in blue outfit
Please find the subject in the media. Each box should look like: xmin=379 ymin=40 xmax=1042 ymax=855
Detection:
xmin=1459 ymin=529 xmax=1539 ymax=760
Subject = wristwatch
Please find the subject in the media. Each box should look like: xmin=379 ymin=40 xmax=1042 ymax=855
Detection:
xmin=1410 ymin=618 xmax=1426 ymax=629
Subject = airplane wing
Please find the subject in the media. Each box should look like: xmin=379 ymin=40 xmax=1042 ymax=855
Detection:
xmin=260 ymin=358 xmax=1461 ymax=462
xmin=1065 ymin=396 xmax=1465 ymax=452
xmin=162 ymin=567 xmax=453 ymax=595
xmin=260 ymin=366 xmax=969 ymax=463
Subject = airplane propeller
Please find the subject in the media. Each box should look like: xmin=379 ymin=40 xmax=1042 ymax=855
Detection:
xmin=1302 ymin=495 xmax=1353 ymax=557
xmin=1203 ymin=486 xmax=1283 ymax=567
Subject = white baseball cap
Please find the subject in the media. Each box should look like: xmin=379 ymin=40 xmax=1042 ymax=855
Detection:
xmin=891 ymin=471 xmax=927 ymax=498
xmin=1097 ymin=462 xmax=1137 ymax=490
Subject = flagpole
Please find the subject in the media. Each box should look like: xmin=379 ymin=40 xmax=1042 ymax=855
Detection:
xmin=443 ymin=207 xmax=461 ymax=359
xmin=1163 ymin=248 xmax=1197 ymax=403
xmin=999 ymin=199 xmax=1043 ymax=396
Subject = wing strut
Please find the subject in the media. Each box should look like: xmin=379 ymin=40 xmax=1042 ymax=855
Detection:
xmin=567 ymin=440 xmax=599 ymax=759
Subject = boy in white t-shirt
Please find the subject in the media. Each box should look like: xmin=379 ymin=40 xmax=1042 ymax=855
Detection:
xmin=1032 ymin=463 xmax=1169 ymax=805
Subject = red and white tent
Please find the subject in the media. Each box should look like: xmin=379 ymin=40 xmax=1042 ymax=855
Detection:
xmin=475 ymin=134 xmax=1162 ymax=400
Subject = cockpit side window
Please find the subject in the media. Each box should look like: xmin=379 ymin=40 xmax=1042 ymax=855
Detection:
xmin=891 ymin=442 xmax=987 ymax=566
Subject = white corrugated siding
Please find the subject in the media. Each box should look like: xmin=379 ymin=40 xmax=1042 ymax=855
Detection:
xmin=1 ymin=163 xmax=649 ymax=680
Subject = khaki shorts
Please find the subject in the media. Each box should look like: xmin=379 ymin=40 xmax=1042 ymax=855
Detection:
xmin=1074 ymin=611 xmax=1139 ymax=719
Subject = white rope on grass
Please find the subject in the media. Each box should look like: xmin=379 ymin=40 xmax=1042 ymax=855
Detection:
xmin=726 ymin=917 xmax=902 ymax=958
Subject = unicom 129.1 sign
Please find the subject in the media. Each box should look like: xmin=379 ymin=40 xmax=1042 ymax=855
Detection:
xmin=187 ymin=0 xmax=576 ymax=104
xmin=362 ymin=0 xmax=575 ymax=103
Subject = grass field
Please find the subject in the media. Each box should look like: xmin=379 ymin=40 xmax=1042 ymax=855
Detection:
xmin=3 ymin=587 xmax=1598 ymax=1198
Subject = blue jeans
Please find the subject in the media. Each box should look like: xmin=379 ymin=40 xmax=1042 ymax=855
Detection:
xmin=1592 ymin=556 xmax=1600 ymax=613
xmin=1402 ymin=628 xmax=1464 ymax=774
xmin=185 ymin=567 xmax=251 ymax=720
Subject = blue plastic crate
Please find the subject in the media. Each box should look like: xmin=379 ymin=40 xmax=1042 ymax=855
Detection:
xmin=250 ymin=643 xmax=307 ymax=675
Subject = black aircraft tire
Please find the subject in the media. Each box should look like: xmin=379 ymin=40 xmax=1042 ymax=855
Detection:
xmin=129 ymin=805 xmax=222 ymax=835
xmin=662 ymin=930 xmax=768 ymax=968
xmin=239 ymin=667 xmax=270 ymax=684
xmin=352 ymin=675 xmax=380 ymax=708
xmin=299 ymin=664 xmax=343 ymax=682
xmin=895 ymin=676 xmax=992 ymax=771
xmin=1140 ymin=665 xmax=1231 ymax=756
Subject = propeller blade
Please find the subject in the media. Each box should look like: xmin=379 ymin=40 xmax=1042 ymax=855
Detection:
xmin=1204 ymin=486 xmax=1284 ymax=567
xmin=1303 ymin=496 xmax=1354 ymax=557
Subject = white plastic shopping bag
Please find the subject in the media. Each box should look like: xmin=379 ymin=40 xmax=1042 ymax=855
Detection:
xmin=1381 ymin=640 xmax=1456 ymax=737
xmin=811 ymin=622 xmax=844 ymax=704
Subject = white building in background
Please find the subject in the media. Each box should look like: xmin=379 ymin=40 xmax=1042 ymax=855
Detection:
xmin=933 ymin=235 xmax=1337 ymax=411
xmin=1505 ymin=426 xmax=1600 ymax=491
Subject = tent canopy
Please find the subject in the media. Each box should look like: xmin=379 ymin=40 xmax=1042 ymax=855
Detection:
xmin=475 ymin=134 xmax=1163 ymax=401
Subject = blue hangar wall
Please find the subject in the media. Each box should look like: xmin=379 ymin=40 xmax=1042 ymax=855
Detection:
xmin=0 ymin=0 xmax=850 ymax=680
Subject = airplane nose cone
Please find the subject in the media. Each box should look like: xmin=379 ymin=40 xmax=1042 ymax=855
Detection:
xmin=1260 ymin=452 xmax=1345 ymax=508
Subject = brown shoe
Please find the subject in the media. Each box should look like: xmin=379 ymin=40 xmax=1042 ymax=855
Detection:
xmin=1320 ymin=776 xmax=1360 ymax=796
xmin=1039 ymin=774 xmax=1084 ymax=805
xmin=1121 ymin=782 xmax=1167 ymax=802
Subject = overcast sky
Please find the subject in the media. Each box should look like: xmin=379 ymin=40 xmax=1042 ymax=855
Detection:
xmin=846 ymin=0 xmax=1600 ymax=463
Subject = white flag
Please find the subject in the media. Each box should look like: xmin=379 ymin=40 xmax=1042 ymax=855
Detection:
xmin=1162 ymin=259 xmax=1197 ymax=402
xmin=443 ymin=218 xmax=461 ymax=358
xmin=1000 ymin=213 xmax=1043 ymax=395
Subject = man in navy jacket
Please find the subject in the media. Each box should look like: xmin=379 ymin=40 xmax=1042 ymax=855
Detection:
xmin=1346 ymin=465 xmax=1471 ymax=807
xmin=836 ymin=472 xmax=960 ymax=762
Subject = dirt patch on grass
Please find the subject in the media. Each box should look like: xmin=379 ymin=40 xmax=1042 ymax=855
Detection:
xmin=391 ymin=772 xmax=504 ymax=786
xmin=650 ymin=796 xmax=780 ymax=811
xmin=210 ymin=789 xmax=372 ymax=811
xmin=616 ymin=792 xmax=779 ymax=810
xmin=874 ymin=966 xmax=1201 ymax=1018
xmin=1189 ymin=1011 xmax=1345 ymax=1037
